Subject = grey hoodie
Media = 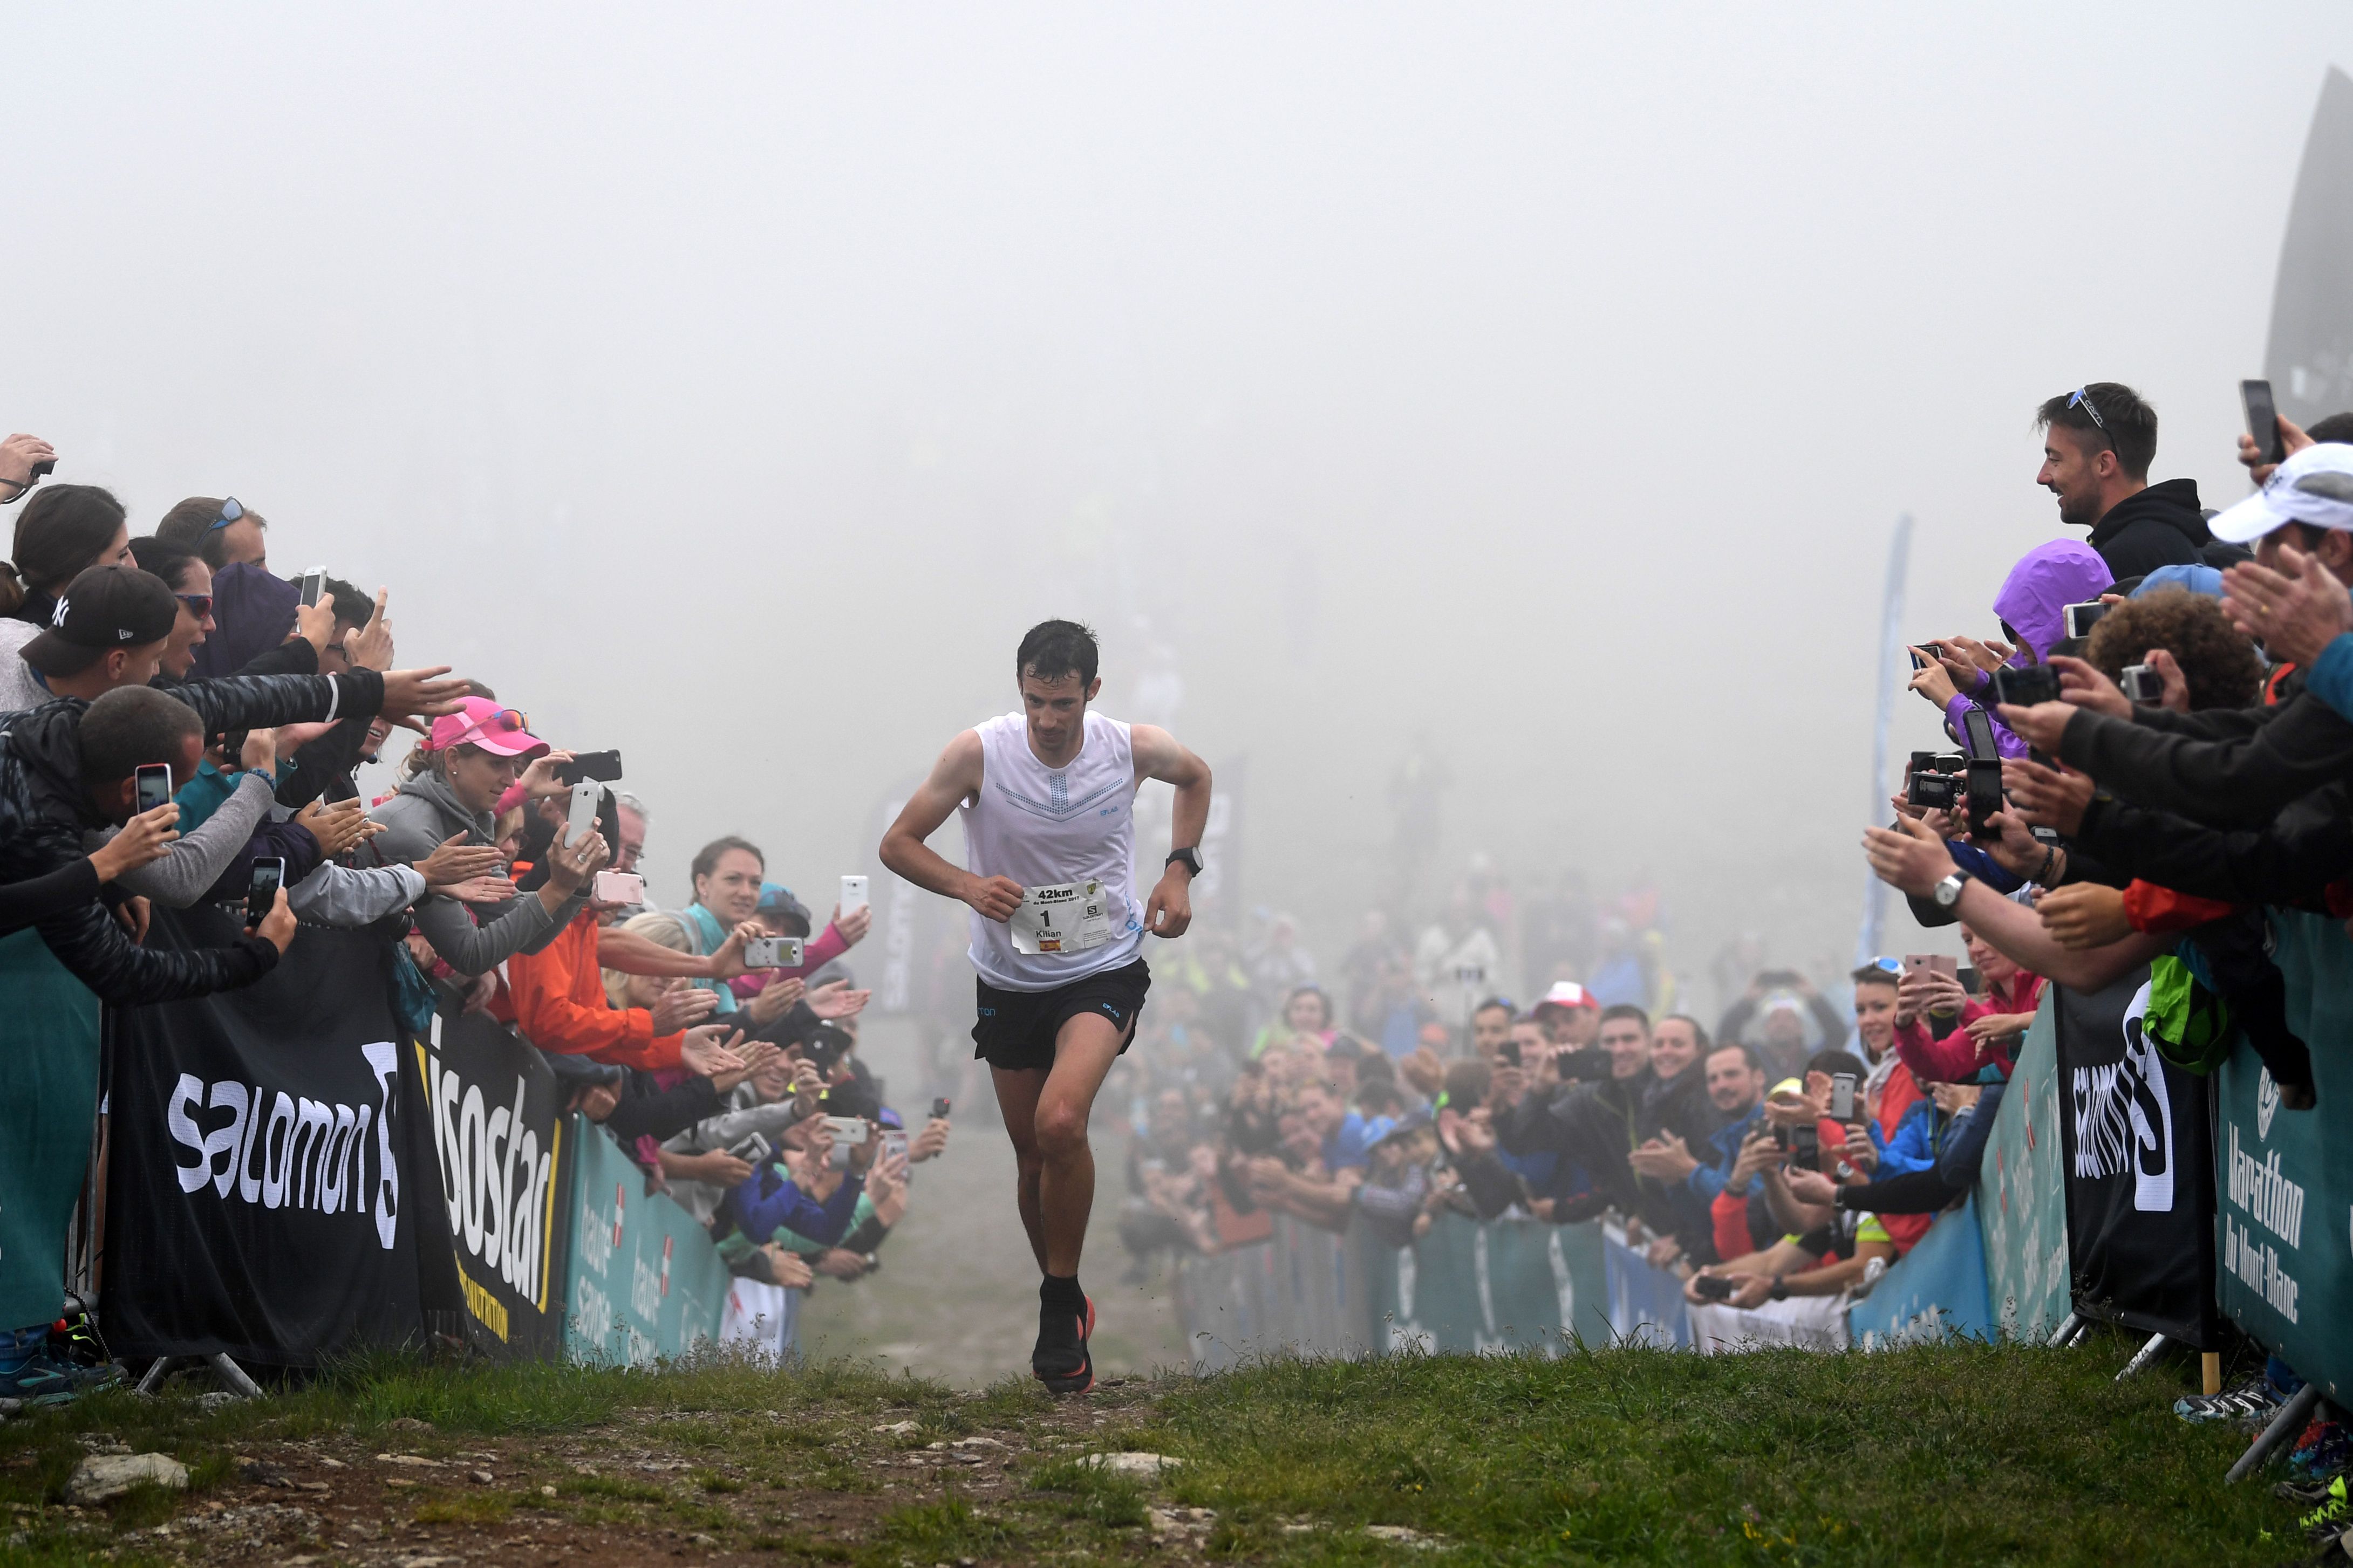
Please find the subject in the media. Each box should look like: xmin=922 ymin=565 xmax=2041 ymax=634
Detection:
xmin=368 ymin=767 xmax=585 ymax=975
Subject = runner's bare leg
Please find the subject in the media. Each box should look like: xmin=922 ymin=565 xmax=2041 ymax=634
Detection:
xmin=1029 ymin=1012 xmax=1130 ymax=1276
xmin=990 ymin=1065 xmax=1051 ymax=1273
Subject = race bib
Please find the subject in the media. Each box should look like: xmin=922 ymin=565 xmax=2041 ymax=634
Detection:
xmin=1010 ymin=879 xmax=1114 ymax=956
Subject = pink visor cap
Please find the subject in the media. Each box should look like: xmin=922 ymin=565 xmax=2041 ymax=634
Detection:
xmin=427 ymin=697 xmax=550 ymax=760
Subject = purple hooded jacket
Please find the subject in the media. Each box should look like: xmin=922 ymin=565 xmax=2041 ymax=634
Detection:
xmin=189 ymin=562 xmax=300 ymax=681
xmin=1944 ymin=540 xmax=2113 ymax=758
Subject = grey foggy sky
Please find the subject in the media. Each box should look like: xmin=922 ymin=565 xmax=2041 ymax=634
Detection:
xmin=13 ymin=5 xmax=2351 ymax=979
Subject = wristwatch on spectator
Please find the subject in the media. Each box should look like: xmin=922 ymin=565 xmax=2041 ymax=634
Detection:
xmin=1932 ymin=868 xmax=1970 ymax=909
xmin=1165 ymin=847 xmax=1203 ymax=877
xmin=1768 ymin=1280 xmax=1790 ymax=1302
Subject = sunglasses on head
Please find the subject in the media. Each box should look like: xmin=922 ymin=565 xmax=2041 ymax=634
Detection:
xmin=2066 ymin=387 xmax=2110 ymax=439
xmin=202 ymin=497 xmax=245 ymax=533
xmin=1866 ymin=956 xmax=1902 ymax=975
xmin=451 ymin=707 xmax=529 ymax=744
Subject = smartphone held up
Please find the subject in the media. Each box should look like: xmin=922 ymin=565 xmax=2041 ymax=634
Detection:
xmin=245 ymin=857 xmax=287 ymax=928
xmin=2243 ymin=378 xmax=2287 ymax=465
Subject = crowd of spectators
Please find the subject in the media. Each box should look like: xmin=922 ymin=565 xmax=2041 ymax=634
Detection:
xmin=1101 ymin=382 xmax=2353 ymax=1500
xmin=0 ymin=437 xmax=943 ymax=1401
xmin=1853 ymin=383 xmax=2353 ymax=1491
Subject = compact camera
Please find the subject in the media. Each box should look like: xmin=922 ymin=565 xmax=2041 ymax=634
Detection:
xmin=2120 ymin=663 xmax=2162 ymax=703
xmin=1906 ymin=752 xmax=1966 ymax=810
xmin=743 ymin=936 xmax=805 ymax=969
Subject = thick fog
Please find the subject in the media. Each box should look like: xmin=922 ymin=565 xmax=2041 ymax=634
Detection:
xmin=13 ymin=5 xmax=2350 ymax=984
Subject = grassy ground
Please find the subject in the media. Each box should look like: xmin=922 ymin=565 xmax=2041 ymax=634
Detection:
xmin=0 ymin=1329 xmax=2316 ymax=1567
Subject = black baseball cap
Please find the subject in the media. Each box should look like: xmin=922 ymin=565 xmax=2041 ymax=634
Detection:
xmin=22 ymin=565 xmax=178 ymax=677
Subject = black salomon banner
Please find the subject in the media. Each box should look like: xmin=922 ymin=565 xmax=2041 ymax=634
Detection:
xmin=2053 ymin=968 xmax=2219 ymax=1345
xmin=415 ymin=1011 xmax=572 ymax=1360
xmin=104 ymin=909 xmax=429 ymax=1365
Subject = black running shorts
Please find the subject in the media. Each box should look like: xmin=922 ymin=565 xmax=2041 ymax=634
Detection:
xmin=971 ymin=958 xmax=1151 ymax=1073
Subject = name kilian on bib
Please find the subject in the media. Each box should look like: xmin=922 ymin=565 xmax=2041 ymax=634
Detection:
xmin=1009 ymin=879 xmax=1115 ymax=955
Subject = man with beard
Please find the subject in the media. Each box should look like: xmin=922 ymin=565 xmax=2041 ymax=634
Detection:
xmin=2035 ymin=382 xmax=2216 ymax=579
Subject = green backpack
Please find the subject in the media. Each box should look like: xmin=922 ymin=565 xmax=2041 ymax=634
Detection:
xmin=2142 ymin=954 xmax=2233 ymax=1074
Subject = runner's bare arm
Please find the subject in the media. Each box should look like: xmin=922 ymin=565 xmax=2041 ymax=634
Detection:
xmin=1130 ymin=724 xmax=1211 ymax=940
xmin=878 ymin=731 xmax=1023 ymax=922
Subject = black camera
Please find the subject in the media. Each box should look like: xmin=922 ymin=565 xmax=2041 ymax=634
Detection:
xmin=1906 ymin=752 xmax=1966 ymax=810
xmin=554 ymin=750 xmax=624 ymax=785
xmin=1992 ymin=664 xmax=2061 ymax=709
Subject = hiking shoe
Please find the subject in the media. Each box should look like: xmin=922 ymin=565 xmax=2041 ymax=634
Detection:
xmin=2301 ymin=1476 xmax=2351 ymax=1540
xmin=2174 ymin=1378 xmax=2282 ymax=1425
xmin=1033 ymin=1294 xmax=1096 ymax=1395
xmin=2292 ymin=1421 xmax=2353 ymax=1483
xmin=0 ymin=1350 xmax=122 ymax=1408
xmin=2280 ymin=1476 xmax=2340 ymax=1506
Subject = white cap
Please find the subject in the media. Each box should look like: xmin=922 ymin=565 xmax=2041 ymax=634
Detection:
xmin=1533 ymin=980 xmax=1599 ymax=1012
xmin=2210 ymin=442 xmax=2353 ymax=543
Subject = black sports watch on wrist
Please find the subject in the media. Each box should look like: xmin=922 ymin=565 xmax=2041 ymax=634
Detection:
xmin=1165 ymin=847 xmax=1203 ymax=877
xmin=1768 ymin=1280 xmax=1790 ymax=1302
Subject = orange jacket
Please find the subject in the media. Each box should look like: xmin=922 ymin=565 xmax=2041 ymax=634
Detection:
xmin=505 ymin=906 xmax=684 ymax=1071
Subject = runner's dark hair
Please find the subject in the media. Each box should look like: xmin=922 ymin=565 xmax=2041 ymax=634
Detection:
xmin=1016 ymin=619 xmax=1099 ymax=687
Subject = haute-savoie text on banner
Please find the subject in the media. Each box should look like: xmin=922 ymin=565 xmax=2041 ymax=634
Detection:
xmin=105 ymin=913 xmax=427 ymax=1365
xmin=416 ymin=1012 xmax=572 ymax=1360
xmin=561 ymin=1111 xmax=730 ymax=1365
xmin=1975 ymin=1000 xmax=2070 ymax=1342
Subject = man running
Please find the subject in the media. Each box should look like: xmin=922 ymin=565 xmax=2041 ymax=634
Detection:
xmin=879 ymin=620 xmax=1211 ymax=1392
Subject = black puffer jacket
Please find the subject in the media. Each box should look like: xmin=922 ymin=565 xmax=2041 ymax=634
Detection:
xmin=0 ymin=667 xmax=384 ymax=1004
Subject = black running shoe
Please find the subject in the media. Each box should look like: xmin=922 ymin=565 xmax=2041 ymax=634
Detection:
xmin=1033 ymin=1293 xmax=1095 ymax=1395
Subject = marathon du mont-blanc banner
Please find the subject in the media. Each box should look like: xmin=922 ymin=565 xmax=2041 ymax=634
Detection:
xmin=105 ymin=911 xmax=428 ymax=1365
xmin=2051 ymin=967 xmax=2218 ymax=1345
xmin=2214 ymin=911 xmax=2353 ymax=1403
xmin=415 ymin=1010 xmax=574 ymax=1360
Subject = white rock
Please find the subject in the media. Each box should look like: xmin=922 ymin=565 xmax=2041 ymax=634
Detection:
xmin=375 ymin=1454 xmax=442 ymax=1467
xmin=1078 ymin=1451 xmax=1183 ymax=1476
xmin=67 ymin=1453 xmax=188 ymax=1505
xmin=1364 ymin=1523 xmax=1443 ymax=1549
xmin=873 ymin=1420 xmax=920 ymax=1435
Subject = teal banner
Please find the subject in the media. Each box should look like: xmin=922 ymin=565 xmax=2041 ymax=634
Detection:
xmin=1974 ymin=998 xmax=2071 ymax=1342
xmin=1851 ymin=1195 xmax=1993 ymax=1347
xmin=1368 ymin=1213 xmax=1611 ymax=1353
xmin=2213 ymin=912 xmax=2353 ymax=1405
xmin=560 ymin=1114 xmax=731 ymax=1366
xmin=1176 ymin=1213 xmax=1375 ymax=1370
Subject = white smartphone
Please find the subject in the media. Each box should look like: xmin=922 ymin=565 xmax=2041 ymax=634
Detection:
xmin=840 ymin=874 xmax=869 ymax=918
xmin=566 ymin=781 xmax=601 ymax=844
xmin=822 ymin=1115 xmax=869 ymax=1146
xmin=298 ymin=566 xmax=329 ymax=608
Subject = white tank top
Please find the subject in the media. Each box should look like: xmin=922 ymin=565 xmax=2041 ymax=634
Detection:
xmin=958 ymin=709 xmax=1144 ymax=991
